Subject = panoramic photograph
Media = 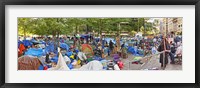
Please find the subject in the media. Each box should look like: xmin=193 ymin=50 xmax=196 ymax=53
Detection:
xmin=17 ymin=18 xmax=182 ymax=70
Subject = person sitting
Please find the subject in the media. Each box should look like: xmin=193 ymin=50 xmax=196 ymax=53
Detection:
xmin=77 ymin=49 xmax=87 ymax=66
xmin=169 ymin=42 xmax=176 ymax=64
xmin=175 ymin=42 xmax=182 ymax=64
xmin=121 ymin=42 xmax=125 ymax=50
xmin=94 ymin=46 xmax=102 ymax=57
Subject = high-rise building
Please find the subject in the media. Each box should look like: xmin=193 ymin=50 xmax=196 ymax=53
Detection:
xmin=161 ymin=18 xmax=182 ymax=34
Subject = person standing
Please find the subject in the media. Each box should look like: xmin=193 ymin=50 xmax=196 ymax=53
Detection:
xmin=109 ymin=40 xmax=114 ymax=56
xmin=157 ymin=36 xmax=171 ymax=68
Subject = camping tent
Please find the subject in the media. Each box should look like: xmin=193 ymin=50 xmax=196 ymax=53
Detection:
xmin=81 ymin=44 xmax=94 ymax=56
xmin=18 ymin=55 xmax=42 ymax=70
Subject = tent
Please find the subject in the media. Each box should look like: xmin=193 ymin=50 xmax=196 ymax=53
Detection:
xmin=18 ymin=55 xmax=42 ymax=70
xmin=78 ymin=60 xmax=103 ymax=71
xmin=81 ymin=44 xmax=94 ymax=56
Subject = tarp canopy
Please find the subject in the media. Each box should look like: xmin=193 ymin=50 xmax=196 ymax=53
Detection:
xmin=24 ymin=48 xmax=44 ymax=57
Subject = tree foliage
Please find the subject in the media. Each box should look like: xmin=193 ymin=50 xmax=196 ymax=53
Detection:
xmin=18 ymin=18 xmax=157 ymax=36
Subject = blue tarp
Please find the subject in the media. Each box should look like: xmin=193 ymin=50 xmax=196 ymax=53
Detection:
xmin=24 ymin=48 xmax=44 ymax=57
xmin=81 ymin=34 xmax=89 ymax=39
xmin=127 ymin=46 xmax=143 ymax=56
xmin=66 ymin=51 xmax=73 ymax=57
xmin=75 ymin=49 xmax=79 ymax=53
xmin=93 ymin=56 xmax=103 ymax=61
xmin=60 ymin=43 xmax=69 ymax=51
xmin=38 ymin=65 xmax=44 ymax=70
xmin=45 ymin=43 xmax=54 ymax=54
xmin=127 ymin=46 xmax=135 ymax=54
xmin=51 ymin=56 xmax=58 ymax=64
xmin=68 ymin=64 xmax=73 ymax=69
xmin=105 ymin=38 xmax=116 ymax=44
xmin=23 ymin=40 xmax=32 ymax=47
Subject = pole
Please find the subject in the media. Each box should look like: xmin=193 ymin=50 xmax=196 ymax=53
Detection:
xmin=163 ymin=37 xmax=166 ymax=70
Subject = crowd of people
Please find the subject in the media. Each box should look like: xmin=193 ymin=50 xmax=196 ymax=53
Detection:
xmin=18 ymin=33 xmax=182 ymax=70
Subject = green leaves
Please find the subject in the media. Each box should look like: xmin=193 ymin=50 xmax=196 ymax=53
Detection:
xmin=18 ymin=18 xmax=157 ymax=36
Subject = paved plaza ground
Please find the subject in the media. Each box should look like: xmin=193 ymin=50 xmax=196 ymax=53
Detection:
xmin=105 ymin=53 xmax=182 ymax=70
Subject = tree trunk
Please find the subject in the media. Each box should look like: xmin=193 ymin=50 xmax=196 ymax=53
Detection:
xmin=100 ymin=19 xmax=102 ymax=45
xmin=52 ymin=30 xmax=57 ymax=53
xmin=74 ymin=25 xmax=77 ymax=47
xmin=166 ymin=18 xmax=168 ymax=36
xmin=86 ymin=24 xmax=89 ymax=44
xmin=24 ymin=26 xmax=26 ymax=40
xmin=116 ymin=23 xmax=121 ymax=52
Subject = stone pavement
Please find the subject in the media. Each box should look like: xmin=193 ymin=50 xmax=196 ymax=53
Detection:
xmin=105 ymin=53 xmax=182 ymax=70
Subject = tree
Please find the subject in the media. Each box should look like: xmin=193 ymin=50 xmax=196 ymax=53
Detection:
xmin=18 ymin=18 xmax=37 ymax=39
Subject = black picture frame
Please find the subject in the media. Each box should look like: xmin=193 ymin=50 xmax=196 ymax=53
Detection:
xmin=0 ymin=0 xmax=199 ymax=88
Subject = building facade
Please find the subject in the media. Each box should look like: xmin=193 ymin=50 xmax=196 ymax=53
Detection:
xmin=161 ymin=18 xmax=182 ymax=35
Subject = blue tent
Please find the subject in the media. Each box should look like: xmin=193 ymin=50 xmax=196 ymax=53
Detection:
xmin=128 ymin=46 xmax=135 ymax=54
